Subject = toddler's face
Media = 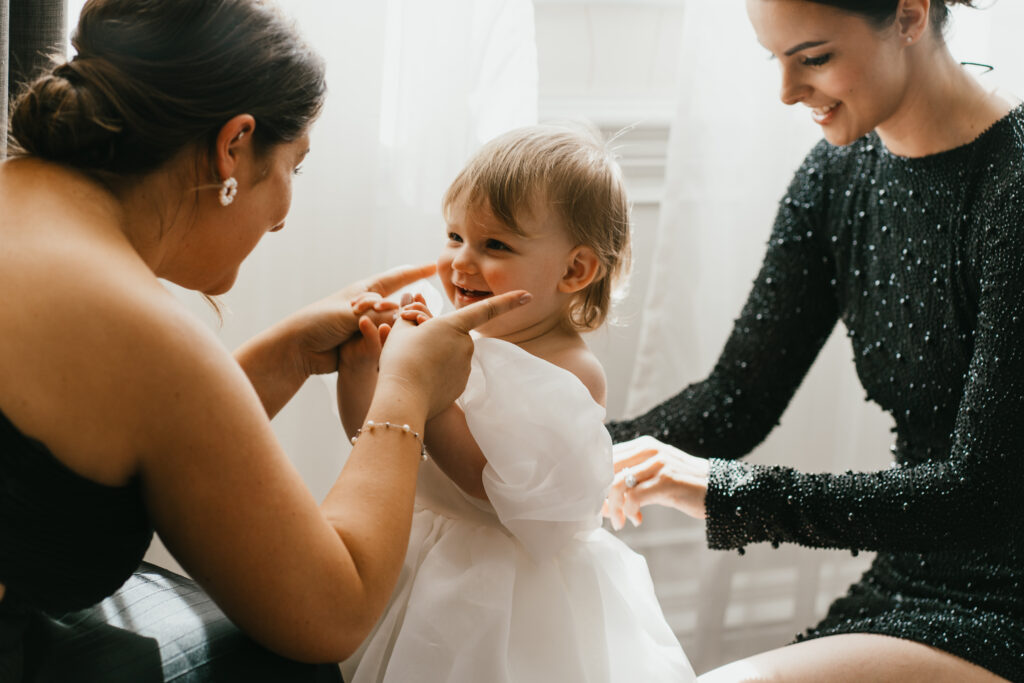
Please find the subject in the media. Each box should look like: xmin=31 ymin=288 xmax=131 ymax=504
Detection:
xmin=438 ymin=194 xmax=575 ymax=341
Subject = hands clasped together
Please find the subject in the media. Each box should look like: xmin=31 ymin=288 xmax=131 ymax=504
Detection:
xmin=603 ymin=436 xmax=712 ymax=530
xmin=336 ymin=269 xmax=493 ymax=436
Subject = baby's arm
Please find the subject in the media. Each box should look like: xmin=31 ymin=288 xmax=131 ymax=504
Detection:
xmin=337 ymin=295 xmax=397 ymax=438
xmin=425 ymin=405 xmax=490 ymax=499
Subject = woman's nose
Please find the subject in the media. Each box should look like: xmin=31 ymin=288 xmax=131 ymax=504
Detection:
xmin=779 ymin=67 xmax=809 ymax=106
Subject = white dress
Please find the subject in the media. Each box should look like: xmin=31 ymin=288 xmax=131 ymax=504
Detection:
xmin=341 ymin=338 xmax=694 ymax=682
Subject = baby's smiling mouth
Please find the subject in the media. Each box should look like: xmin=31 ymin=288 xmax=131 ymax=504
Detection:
xmin=456 ymin=285 xmax=492 ymax=299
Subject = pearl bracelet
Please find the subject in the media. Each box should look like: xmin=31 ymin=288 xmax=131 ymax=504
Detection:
xmin=350 ymin=419 xmax=428 ymax=461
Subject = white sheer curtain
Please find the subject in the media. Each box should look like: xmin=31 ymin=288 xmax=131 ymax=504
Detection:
xmin=208 ymin=0 xmax=536 ymax=500
xmin=619 ymin=0 xmax=1024 ymax=673
xmin=60 ymin=0 xmax=540 ymax=571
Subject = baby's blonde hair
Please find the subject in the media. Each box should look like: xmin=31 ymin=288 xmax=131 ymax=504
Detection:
xmin=443 ymin=123 xmax=632 ymax=331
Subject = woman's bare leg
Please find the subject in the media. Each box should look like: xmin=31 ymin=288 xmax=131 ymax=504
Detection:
xmin=697 ymin=633 xmax=1008 ymax=683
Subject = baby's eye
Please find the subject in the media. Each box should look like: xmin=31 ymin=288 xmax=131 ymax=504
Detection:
xmin=447 ymin=232 xmax=463 ymax=243
xmin=801 ymin=53 xmax=831 ymax=67
xmin=486 ymin=239 xmax=511 ymax=251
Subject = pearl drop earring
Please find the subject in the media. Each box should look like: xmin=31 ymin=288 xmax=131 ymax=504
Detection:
xmin=219 ymin=177 xmax=238 ymax=207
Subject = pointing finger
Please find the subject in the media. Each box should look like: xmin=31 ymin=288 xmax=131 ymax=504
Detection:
xmin=445 ymin=290 xmax=531 ymax=334
xmin=365 ymin=263 xmax=437 ymax=297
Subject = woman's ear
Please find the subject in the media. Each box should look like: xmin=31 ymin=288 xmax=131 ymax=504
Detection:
xmin=897 ymin=0 xmax=930 ymax=44
xmin=558 ymin=246 xmax=602 ymax=294
xmin=213 ymin=113 xmax=256 ymax=182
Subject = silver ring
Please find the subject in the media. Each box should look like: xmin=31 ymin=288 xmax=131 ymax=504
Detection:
xmin=624 ymin=469 xmax=638 ymax=489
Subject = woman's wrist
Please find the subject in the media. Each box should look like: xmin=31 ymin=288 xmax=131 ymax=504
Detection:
xmin=369 ymin=375 xmax=430 ymax=430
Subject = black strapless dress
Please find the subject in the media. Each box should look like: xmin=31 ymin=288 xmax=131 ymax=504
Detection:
xmin=0 ymin=409 xmax=341 ymax=682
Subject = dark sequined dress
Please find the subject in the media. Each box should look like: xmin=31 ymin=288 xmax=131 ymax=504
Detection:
xmin=609 ymin=106 xmax=1024 ymax=681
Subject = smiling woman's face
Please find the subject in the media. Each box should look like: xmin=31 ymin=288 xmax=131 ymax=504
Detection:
xmin=747 ymin=0 xmax=910 ymax=146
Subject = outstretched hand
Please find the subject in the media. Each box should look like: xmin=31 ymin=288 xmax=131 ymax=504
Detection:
xmin=602 ymin=436 xmax=710 ymax=530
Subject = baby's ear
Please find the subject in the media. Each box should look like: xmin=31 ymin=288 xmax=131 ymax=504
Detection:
xmin=558 ymin=246 xmax=601 ymax=294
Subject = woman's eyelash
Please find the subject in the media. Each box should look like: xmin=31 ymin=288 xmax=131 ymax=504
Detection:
xmin=802 ymin=54 xmax=832 ymax=67
xmin=293 ymin=165 xmax=304 ymax=176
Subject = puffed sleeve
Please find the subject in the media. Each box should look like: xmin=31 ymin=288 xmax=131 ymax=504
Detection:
xmin=457 ymin=338 xmax=613 ymax=561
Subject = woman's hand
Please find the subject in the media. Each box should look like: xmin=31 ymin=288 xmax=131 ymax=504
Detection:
xmin=602 ymin=436 xmax=710 ymax=530
xmin=286 ymin=264 xmax=437 ymax=377
xmin=235 ymin=263 xmax=436 ymax=417
xmin=375 ymin=290 xmax=531 ymax=419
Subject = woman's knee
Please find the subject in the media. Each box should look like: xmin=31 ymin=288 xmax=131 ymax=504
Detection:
xmin=696 ymin=634 xmax=1007 ymax=683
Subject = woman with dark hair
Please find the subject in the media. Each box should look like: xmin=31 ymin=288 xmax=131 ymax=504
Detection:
xmin=0 ymin=0 xmax=528 ymax=680
xmin=604 ymin=0 xmax=1021 ymax=680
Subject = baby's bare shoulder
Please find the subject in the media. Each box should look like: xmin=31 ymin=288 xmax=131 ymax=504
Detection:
xmin=537 ymin=335 xmax=607 ymax=408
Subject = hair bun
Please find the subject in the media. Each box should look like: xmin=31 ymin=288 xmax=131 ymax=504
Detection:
xmin=8 ymin=0 xmax=325 ymax=179
xmin=9 ymin=59 xmax=123 ymax=169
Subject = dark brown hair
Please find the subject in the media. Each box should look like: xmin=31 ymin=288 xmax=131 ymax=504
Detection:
xmin=8 ymin=0 xmax=325 ymax=180
xmin=443 ymin=124 xmax=632 ymax=332
xmin=805 ymin=0 xmax=978 ymax=31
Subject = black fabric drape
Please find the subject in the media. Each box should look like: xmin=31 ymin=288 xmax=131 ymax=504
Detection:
xmin=1 ymin=0 xmax=65 ymax=158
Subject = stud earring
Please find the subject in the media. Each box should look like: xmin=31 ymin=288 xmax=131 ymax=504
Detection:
xmin=906 ymin=36 xmax=913 ymax=44
xmin=218 ymin=177 xmax=238 ymax=207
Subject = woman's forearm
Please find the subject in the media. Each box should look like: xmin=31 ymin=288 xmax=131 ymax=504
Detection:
xmin=320 ymin=380 xmax=428 ymax=624
xmin=234 ymin=322 xmax=310 ymax=419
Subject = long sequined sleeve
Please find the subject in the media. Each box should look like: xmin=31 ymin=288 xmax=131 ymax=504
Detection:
xmin=609 ymin=142 xmax=840 ymax=458
xmin=613 ymin=130 xmax=1024 ymax=554
xmin=705 ymin=179 xmax=1024 ymax=553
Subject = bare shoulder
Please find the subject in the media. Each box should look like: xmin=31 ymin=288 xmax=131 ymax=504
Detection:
xmin=529 ymin=334 xmax=607 ymax=408
xmin=0 ymin=186 xmax=239 ymax=485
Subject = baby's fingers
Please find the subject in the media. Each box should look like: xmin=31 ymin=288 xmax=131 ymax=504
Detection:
xmin=351 ymin=292 xmax=399 ymax=315
xmin=357 ymin=316 xmax=383 ymax=354
xmin=399 ymin=302 xmax=433 ymax=325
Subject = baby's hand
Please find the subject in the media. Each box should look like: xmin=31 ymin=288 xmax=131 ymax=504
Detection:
xmin=339 ymin=314 xmax=388 ymax=375
xmin=397 ymin=292 xmax=434 ymax=326
xmin=350 ymin=292 xmax=401 ymax=320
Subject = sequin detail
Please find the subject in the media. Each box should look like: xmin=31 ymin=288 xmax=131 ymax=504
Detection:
xmin=609 ymin=107 xmax=1024 ymax=681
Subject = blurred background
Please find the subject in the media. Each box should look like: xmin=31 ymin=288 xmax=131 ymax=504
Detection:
xmin=52 ymin=0 xmax=1024 ymax=673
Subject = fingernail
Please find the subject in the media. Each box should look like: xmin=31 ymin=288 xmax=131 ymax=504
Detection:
xmin=519 ymin=293 xmax=532 ymax=304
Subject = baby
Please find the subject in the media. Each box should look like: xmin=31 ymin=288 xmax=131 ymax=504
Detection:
xmin=339 ymin=124 xmax=693 ymax=682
